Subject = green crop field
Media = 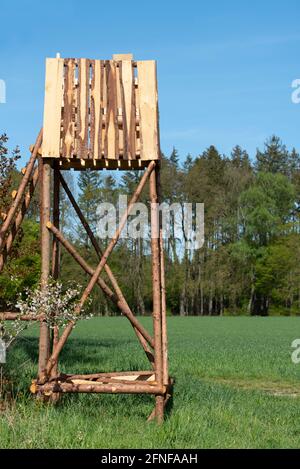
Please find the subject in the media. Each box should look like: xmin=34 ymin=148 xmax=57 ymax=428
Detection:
xmin=1 ymin=316 xmax=300 ymax=449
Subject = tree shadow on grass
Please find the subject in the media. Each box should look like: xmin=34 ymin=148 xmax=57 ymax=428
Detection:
xmin=13 ymin=335 xmax=146 ymax=374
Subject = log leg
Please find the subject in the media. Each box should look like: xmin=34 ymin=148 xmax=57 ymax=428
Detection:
xmin=51 ymin=167 xmax=60 ymax=370
xmin=156 ymin=164 xmax=169 ymax=386
xmin=149 ymin=165 xmax=164 ymax=424
xmin=38 ymin=159 xmax=51 ymax=378
xmin=50 ymin=167 xmax=60 ymax=401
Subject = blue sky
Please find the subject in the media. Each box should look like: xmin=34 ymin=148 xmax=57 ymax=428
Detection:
xmin=1 ymin=0 xmax=300 ymax=166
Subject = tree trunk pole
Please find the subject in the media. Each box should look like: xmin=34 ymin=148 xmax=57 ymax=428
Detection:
xmin=149 ymin=166 xmax=164 ymax=423
xmin=156 ymin=164 xmax=169 ymax=386
xmin=38 ymin=158 xmax=51 ymax=377
xmin=51 ymin=166 xmax=60 ymax=384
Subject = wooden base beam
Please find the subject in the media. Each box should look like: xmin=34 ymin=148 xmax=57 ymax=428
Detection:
xmin=32 ymin=381 xmax=165 ymax=395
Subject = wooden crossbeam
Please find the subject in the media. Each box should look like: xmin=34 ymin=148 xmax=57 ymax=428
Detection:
xmin=32 ymin=381 xmax=165 ymax=395
xmin=65 ymin=370 xmax=154 ymax=380
xmin=0 ymin=312 xmax=43 ymax=321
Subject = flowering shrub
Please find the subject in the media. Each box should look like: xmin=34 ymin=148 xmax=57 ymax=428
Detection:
xmin=15 ymin=281 xmax=92 ymax=329
xmin=1 ymin=281 xmax=92 ymax=353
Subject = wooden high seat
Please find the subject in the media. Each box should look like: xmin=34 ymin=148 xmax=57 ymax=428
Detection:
xmin=0 ymin=53 xmax=171 ymax=423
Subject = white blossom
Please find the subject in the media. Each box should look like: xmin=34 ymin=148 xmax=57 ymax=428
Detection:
xmin=1 ymin=281 xmax=93 ymax=351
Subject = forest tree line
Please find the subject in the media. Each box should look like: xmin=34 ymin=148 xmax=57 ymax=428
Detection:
xmin=1 ymin=133 xmax=300 ymax=316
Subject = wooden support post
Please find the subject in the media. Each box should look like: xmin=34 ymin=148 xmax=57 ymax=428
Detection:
xmin=52 ymin=167 xmax=60 ymax=280
xmin=156 ymin=164 xmax=169 ymax=386
xmin=50 ymin=167 xmax=60 ymax=392
xmin=149 ymin=166 xmax=164 ymax=423
xmin=38 ymin=158 xmax=51 ymax=377
xmin=147 ymin=384 xmax=173 ymax=422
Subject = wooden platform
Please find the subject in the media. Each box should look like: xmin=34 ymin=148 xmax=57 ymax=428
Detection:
xmin=31 ymin=371 xmax=169 ymax=395
xmin=44 ymin=156 xmax=152 ymax=171
xmin=42 ymin=53 xmax=160 ymax=165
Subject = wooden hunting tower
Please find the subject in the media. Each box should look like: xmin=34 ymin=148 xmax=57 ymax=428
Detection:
xmin=0 ymin=53 xmax=172 ymax=423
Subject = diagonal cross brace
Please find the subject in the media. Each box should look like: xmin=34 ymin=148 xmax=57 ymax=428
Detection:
xmin=39 ymin=160 xmax=156 ymax=383
xmin=57 ymin=171 xmax=154 ymax=363
xmin=46 ymin=222 xmax=154 ymax=357
xmin=0 ymin=166 xmax=39 ymax=273
xmin=58 ymin=172 xmax=145 ymax=330
xmin=0 ymin=129 xmax=42 ymax=252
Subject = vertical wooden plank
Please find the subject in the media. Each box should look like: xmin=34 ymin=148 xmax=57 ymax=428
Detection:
xmin=42 ymin=58 xmax=64 ymax=158
xmin=136 ymin=61 xmax=159 ymax=160
xmin=90 ymin=60 xmax=103 ymax=160
xmin=62 ymin=59 xmax=75 ymax=158
xmin=100 ymin=61 xmax=105 ymax=158
xmin=135 ymin=72 xmax=141 ymax=157
xmin=120 ymin=60 xmax=136 ymax=159
xmin=112 ymin=53 xmax=133 ymax=61
xmin=104 ymin=61 xmax=118 ymax=159
xmin=77 ymin=58 xmax=89 ymax=159
xmin=90 ymin=60 xmax=94 ymax=158
xmin=73 ymin=61 xmax=79 ymax=157
xmin=115 ymin=61 xmax=124 ymax=158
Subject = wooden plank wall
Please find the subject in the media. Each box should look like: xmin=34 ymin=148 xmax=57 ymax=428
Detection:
xmin=42 ymin=58 xmax=64 ymax=158
xmin=42 ymin=56 xmax=160 ymax=162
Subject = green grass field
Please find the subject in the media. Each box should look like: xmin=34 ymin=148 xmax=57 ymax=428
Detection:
xmin=1 ymin=316 xmax=300 ymax=448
